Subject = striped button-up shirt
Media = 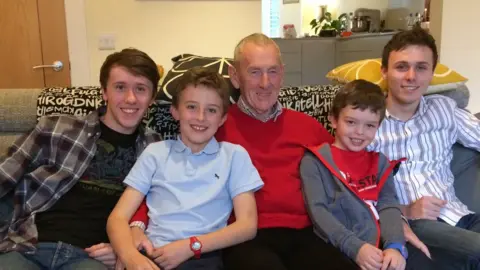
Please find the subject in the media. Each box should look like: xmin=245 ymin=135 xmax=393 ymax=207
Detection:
xmin=0 ymin=108 xmax=161 ymax=252
xmin=368 ymin=95 xmax=479 ymax=225
xmin=237 ymin=96 xmax=283 ymax=122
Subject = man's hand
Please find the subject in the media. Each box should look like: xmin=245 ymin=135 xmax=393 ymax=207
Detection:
xmin=115 ymin=251 xmax=160 ymax=270
xmin=402 ymin=222 xmax=431 ymax=259
xmin=131 ymin=226 xmax=154 ymax=255
xmin=85 ymin=243 xmax=117 ymax=269
xmin=405 ymin=196 xmax=447 ymax=220
xmin=150 ymin=239 xmax=192 ymax=270
xmin=382 ymin=249 xmax=406 ymax=270
xmin=356 ymin=243 xmax=383 ymax=270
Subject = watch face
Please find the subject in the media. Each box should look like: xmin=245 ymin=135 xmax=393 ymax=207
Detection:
xmin=191 ymin=241 xmax=202 ymax=251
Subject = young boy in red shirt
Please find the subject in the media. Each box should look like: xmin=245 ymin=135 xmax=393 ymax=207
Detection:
xmin=300 ymin=79 xmax=409 ymax=270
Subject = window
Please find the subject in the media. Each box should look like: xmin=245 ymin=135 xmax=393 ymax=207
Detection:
xmin=262 ymin=0 xmax=281 ymax=38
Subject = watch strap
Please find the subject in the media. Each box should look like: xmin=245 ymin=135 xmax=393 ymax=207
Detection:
xmin=385 ymin=243 xmax=408 ymax=259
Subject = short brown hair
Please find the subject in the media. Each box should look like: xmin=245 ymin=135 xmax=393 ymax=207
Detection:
xmin=172 ymin=67 xmax=230 ymax=115
xmin=99 ymin=48 xmax=160 ymax=97
xmin=382 ymin=27 xmax=438 ymax=70
xmin=331 ymin=79 xmax=386 ymax=122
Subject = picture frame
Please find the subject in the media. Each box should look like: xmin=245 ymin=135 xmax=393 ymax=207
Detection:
xmin=283 ymin=0 xmax=300 ymax=3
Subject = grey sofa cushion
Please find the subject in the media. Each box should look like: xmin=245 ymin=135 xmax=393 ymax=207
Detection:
xmin=451 ymin=143 xmax=480 ymax=213
xmin=0 ymin=89 xmax=42 ymax=132
xmin=0 ymin=133 xmax=23 ymax=157
xmin=431 ymin=83 xmax=470 ymax=109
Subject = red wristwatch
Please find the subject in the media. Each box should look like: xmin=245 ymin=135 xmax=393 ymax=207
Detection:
xmin=189 ymin=236 xmax=202 ymax=259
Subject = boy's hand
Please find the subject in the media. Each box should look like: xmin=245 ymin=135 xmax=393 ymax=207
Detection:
xmin=356 ymin=243 xmax=383 ymax=270
xmin=151 ymin=239 xmax=192 ymax=270
xmin=381 ymin=249 xmax=406 ymax=270
xmin=131 ymin=226 xmax=154 ymax=255
xmin=116 ymin=251 xmax=159 ymax=270
xmin=403 ymin=223 xmax=431 ymax=259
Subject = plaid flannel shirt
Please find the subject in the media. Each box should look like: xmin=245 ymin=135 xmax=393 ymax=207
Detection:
xmin=0 ymin=108 xmax=161 ymax=252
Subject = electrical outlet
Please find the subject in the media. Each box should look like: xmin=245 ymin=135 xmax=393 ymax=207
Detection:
xmin=98 ymin=34 xmax=116 ymax=50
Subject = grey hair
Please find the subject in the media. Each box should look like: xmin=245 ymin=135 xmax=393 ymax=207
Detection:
xmin=233 ymin=33 xmax=283 ymax=65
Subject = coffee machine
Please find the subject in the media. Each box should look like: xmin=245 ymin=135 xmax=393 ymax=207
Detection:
xmin=352 ymin=8 xmax=381 ymax=33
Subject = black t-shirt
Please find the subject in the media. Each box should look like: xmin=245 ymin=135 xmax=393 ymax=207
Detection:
xmin=36 ymin=121 xmax=138 ymax=248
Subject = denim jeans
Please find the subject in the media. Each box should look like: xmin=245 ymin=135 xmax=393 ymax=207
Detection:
xmin=0 ymin=242 xmax=107 ymax=270
xmin=409 ymin=214 xmax=480 ymax=269
xmin=175 ymin=252 xmax=223 ymax=270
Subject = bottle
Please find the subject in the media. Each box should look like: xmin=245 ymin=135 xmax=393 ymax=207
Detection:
xmin=415 ymin=12 xmax=421 ymax=27
xmin=407 ymin=13 xmax=413 ymax=30
xmin=347 ymin=12 xmax=353 ymax=32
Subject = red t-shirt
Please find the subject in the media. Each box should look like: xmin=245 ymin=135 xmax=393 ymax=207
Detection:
xmin=330 ymin=145 xmax=379 ymax=202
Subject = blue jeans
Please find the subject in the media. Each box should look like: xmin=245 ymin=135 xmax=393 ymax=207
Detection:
xmin=409 ymin=214 xmax=480 ymax=269
xmin=0 ymin=242 xmax=107 ymax=270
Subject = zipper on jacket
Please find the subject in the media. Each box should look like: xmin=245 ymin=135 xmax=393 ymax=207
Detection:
xmin=307 ymin=144 xmax=404 ymax=248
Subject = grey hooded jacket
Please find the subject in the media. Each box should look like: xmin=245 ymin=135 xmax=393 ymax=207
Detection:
xmin=300 ymin=143 xmax=405 ymax=260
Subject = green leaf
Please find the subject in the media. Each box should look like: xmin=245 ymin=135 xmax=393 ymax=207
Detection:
xmin=331 ymin=20 xmax=340 ymax=31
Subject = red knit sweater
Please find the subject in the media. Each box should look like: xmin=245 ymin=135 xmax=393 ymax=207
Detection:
xmin=216 ymin=105 xmax=333 ymax=229
xmin=130 ymin=104 xmax=333 ymax=229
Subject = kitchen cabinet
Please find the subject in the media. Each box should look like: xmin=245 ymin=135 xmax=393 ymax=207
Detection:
xmin=274 ymin=33 xmax=394 ymax=86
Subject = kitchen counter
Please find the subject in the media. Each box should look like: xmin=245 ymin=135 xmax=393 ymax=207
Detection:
xmin=273 ymin=33 xmax=395 ymax=86
xmin=276 ymin=31 xmax=398 ymax=40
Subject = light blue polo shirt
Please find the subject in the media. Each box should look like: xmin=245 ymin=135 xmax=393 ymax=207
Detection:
xmin=123 ymin=137 xmax=264 ymax=248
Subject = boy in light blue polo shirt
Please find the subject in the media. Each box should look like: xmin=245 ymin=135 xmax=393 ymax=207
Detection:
xmin=107 ymin=66 xmax=263 ymax=270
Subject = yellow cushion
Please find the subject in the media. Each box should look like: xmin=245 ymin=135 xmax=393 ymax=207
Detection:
xmin=157 ymin=64 xmax=164 ymax=79
xmin=326 ymin=58 xmax=468 ymax=94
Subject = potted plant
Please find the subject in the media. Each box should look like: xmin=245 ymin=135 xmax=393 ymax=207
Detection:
xmin=310 ymin=12 xmax=341 ymax=37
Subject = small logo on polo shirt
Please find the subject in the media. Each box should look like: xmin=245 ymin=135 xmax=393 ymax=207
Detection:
xmin=215 ymin=174 xmax=219 ymax=179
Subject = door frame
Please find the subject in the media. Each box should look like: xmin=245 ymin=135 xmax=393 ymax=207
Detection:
xmin=64 ymin=0 xmax=91 ymax=86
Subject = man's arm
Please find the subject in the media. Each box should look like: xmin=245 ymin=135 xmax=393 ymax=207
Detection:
xmin=0 ymin=121 xmax=46 ymax=197
xmin=399 ymin=196 xmax=447 ymax=220
xmin=454 ymin=107 xmax=480 ymax=151
xmin=299 ymin=151 xmax=366 ymax=261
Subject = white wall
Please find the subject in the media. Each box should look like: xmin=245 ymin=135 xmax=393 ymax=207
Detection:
xmin=65 ymin=0 xmax=261 ymax=86
xmin=64 ymin=0 xmax=90 ymax=86
xmin=337 ymin=0 xmax=389 ymax=18
xmin=439 ymin=0 xmax=480 ymax=113
xmin=281 ymin=3 xmax=302 ymax=37
xmin=429 ymin=0 xmax=442 ymax=53
xmin=388 ymin=0 xmax=424 ymax=12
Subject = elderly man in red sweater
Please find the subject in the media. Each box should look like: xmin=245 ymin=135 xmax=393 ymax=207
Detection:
xmin=214 ymin=33 xmax=357 ymax=269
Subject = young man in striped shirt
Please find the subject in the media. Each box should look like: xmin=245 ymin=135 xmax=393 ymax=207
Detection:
xmin=369 ymin=28 xmax=480 ymax=268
